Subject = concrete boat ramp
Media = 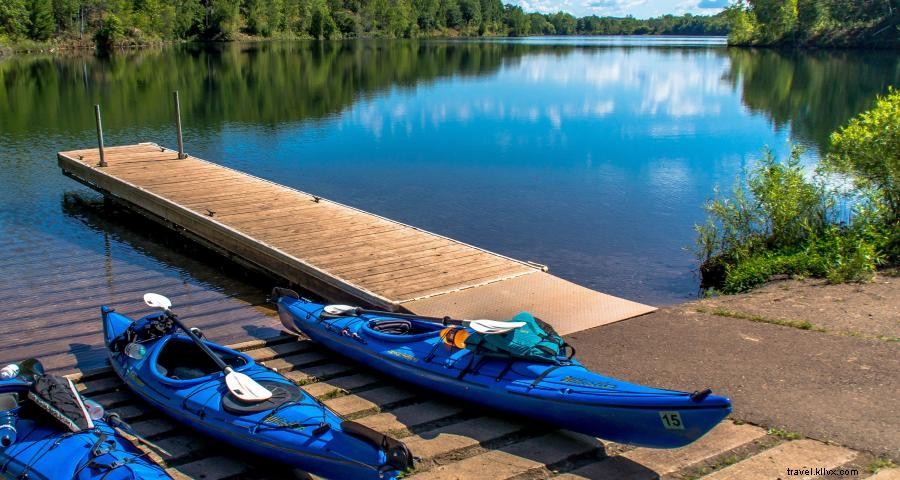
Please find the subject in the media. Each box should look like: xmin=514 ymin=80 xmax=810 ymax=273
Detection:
xmin=71 ymin=331 xmax=869 ymax=480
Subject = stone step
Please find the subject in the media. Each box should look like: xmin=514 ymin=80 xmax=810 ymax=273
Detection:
xmin=353 ymin=401 xmax=465 ymax=436
xmin=229 ymin=334 xmax=296 ymax=352
xmin=408 ymin=432 xmax=600 ymax=480
xmin=246 ymin=339 xmax=313 ymax=362
xmin=301 ymin=372 xmax=381 ymax=399
xmin=168 ymin=455 xmax=253 ymax=480
xmin=405 ymin=417 xmax=526 ymax=468
xmin=76 ymin=375 xmax=124 ymax=396
xmin=130 ymin=417 xmax=180 ymax=439
xmin=556 ymin=421 xmax=767 ymax=479
xmin=260 ymin=351 xmax=329 ymax=372
xmin=703 ymin=439 xmax=857 ymax=480
xmin=282 ymin=362 xmax=354 ymax=384
xmin=323 ymin=385 xmax=417 ymax=418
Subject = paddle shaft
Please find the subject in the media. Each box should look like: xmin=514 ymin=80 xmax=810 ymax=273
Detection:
xmin=164 ymin=310 xmax=230 ymax=372
xmin=350 ymin=308 xmax=465 ymax=326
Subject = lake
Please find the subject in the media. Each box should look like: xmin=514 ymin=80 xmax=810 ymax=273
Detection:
xmin=1 ymin=38 xmax=897 ymax=307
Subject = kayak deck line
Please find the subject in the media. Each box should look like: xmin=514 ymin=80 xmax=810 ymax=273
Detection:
xmin=58 ymin=143 xmax=655 ymax=335
xmin=64 ymin=333 xmax=853 ymax=480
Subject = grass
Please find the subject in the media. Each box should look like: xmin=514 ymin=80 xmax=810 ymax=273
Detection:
xmin=317 ymin=388 xmax=347 ymax=400
xmin=683 ymin=454 xmax=743 ymax=480
xmin=767 ymin=427 xmax=803 ymax=440
xmin=869 ymin=458 xmax=899 ymax=473
xmin=697 ymin=307 xmax=825 ymax=332
xmin=699 ymin=306 xmax=900 ymax=343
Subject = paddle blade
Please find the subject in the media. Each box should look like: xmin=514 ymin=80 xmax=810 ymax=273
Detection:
xmin=225 ymin=370 xmax=272 ymax=403
xmin=324 ymin=304 xmax=357 ymax=316
xmin=143 ymin=293 xmax=172 ymax=311
xmin=469 ymin=320 xmax=525 ymax=334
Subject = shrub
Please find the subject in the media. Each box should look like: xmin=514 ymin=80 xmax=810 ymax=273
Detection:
xmin=93 ymin=14 xmax=123 ymax=51
xmin=826 ymin=87 xmax=900 ymax=223
xmin=697 ymin=146 xmax=883 ymax=293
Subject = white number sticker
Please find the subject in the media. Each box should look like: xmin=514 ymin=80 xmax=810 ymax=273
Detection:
xmin=660 ymin=411 xmax=684 ymax=430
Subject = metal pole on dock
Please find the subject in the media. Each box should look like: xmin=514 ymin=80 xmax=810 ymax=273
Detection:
xmin=94 ymin=104 xmax=106 ymax=167
xmin=174 ymin=91 xmax=185 ymax=159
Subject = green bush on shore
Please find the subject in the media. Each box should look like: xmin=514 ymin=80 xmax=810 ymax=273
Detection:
xmin=697 ymin=89 xmax=898 ymax=294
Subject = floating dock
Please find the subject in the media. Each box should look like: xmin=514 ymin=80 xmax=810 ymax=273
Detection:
xmin=58 ymin=143 xmax=655 ymax=334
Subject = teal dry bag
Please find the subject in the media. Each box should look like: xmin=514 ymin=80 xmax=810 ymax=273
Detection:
xmin=464 ymin=312 xmax=570 ymax=363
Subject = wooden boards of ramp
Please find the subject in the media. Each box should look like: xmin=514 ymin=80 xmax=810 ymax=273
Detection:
xmin=58 ymin=143 xmax=655 ymax=334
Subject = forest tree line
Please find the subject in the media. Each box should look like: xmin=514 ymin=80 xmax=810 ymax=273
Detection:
xmin=0 ymin=0 xmax=729 ymax=48
xmin=727 ymin=0 xmax=899 ymax=47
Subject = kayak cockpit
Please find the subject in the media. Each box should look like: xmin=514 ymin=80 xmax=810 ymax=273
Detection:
xmin=151 ymin=336 xmax=251 ymax=385
xmin=361 ymin=318 xmax=443 ymax=343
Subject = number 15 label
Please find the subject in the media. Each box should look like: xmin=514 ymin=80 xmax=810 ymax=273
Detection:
xmin=660 ymin=411 xmax=684 ymax=430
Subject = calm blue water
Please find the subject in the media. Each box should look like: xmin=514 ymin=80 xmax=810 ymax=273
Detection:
xmin=1 ymin=38 xmax=897 ymax=305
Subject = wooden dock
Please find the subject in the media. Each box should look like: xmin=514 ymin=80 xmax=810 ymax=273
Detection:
xmin=57 ymin=143 xmax=654 ymax=335
xmin=70 ymin=333 xmax=867 ymax=480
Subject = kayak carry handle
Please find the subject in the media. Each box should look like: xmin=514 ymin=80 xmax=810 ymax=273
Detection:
xmin=690 ymin=388 xmax=712 ymax=402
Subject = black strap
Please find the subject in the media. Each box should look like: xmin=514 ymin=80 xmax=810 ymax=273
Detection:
xmin=530 ymin=364 xmax=564 ymax=389
xmin=456 ymin=352 xmax=479 ymax=380
xmin=423 ymin=339 xmax=443 ymax=363
xmin=495 ymin=359 xmax=514 ymax=382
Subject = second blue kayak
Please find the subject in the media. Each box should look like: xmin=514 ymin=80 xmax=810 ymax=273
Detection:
xmin=275 ymin=291 xmax=732 ymax=449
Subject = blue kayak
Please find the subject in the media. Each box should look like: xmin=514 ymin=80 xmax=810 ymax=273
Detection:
xmin=102 ymin=304 xmax=412 ymax=480
xmin=275 ymin=291 xmax=732 ymax=449
xmin=0 ymin=371 xmax=171 ymax=479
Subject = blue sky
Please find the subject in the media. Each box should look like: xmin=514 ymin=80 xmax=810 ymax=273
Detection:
xmin=510 ymin=0 xmax=730 ymax=18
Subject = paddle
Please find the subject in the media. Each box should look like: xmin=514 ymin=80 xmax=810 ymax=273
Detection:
xmin=143 ymin=293 xmax=272 ymax=403
xmin=322 ymin=305 xmax=525 ymax=334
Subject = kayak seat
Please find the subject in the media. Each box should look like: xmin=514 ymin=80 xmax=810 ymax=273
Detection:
xmin=365 ymin=318 xmax=441 ymax=339
xmin=370 ymin=320 xmax=412 ymax=335
xmin=156 ymin=339 xmax=246 ymax=380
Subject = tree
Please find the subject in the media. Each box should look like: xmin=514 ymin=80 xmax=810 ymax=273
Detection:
xmin=413 ymin=0 xmax=438 ymax=30
xmin=827 ymin=87 xmax=900 ymax=221
xmin=0 ymin=0 xmax=30 ymax=40
xmin=28 ymin=0 xmax=54 ymax=40
xmin=205 ymin=0 xmax=240 ymax=40
xmin=440 ymin=0 xmax=462 ymax=29
xmin=309 ymin=1 xmax=336 ymax=38
xmin=502 ymin=3 xmax=527 ymax=36
xmin=458 ymin=0 xmax=480 ymax=28
xmin=548 ymin=11 xmax=575 ymax=34
xmin=93 ymin=12 xmax=123 ymax=49
xmin=173 ymin=0 xmax=203 ymax=38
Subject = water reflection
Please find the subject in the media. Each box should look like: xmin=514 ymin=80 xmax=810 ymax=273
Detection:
xmin=0 ymin=39 xmax=897 ymax=308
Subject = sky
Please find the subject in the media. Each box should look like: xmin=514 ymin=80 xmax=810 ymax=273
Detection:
xmin=510 ymin=0 xmax=730 ymax=18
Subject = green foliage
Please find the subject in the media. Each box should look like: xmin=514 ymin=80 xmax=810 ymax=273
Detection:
xmin=206 ymin=0 xmax=240 ymax=40
xmin=1 ymin=0 xmax=730 ymax=45
xmin=309 ymin=1 xmax=337 ymax=38
xmin=93 ymin=13 xmax=123 ymax=50
xmin=28 ymin=0 xmax=54 ymax=41
xmin=697 ymin=142 xmax=892 ymax=294
xmin=727 ymin=0 xmax=898 ymax=46
xmin=826 ymin=87 xmax=900 ymax=223
xmin=0 ymin=0 xmax=30 ymax=41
